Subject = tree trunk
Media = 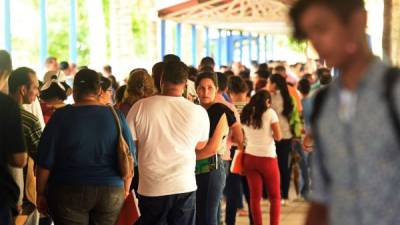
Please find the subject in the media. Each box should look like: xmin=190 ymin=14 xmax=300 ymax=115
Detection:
xmin=392 ymin=0 xmax=400 ymax=66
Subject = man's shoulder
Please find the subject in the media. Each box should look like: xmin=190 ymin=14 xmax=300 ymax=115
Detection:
xmin=20 ymin=108 xmax=40 ymax=128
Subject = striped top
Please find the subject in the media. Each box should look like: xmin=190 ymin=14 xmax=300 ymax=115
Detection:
xmin=20 ymin=107 xmax=42 ymax=160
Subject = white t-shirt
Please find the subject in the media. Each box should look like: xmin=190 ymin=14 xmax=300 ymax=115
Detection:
xmin=242 ymin=108 xmax=279 ymax=158
xmin=126 ymin=95 xmax=210 ymax=197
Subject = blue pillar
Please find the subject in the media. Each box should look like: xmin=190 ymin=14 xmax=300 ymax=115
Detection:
xmin=248 ymin=33 xmax=252 ymax=64
xmin=160 ymin=20 xmax=166 ymax=59
xmin=239 ymin=31 xmax=243 ymax=63
xmin=256 ymin=35 xmax=260 ymax=63
xmin=3 ymin=0 xmax=11 ymax=52
xmin=69 ymin=0 xmax=77 ymax=63
xmin=226 ymin=30 xmax=233 ymax=65
xmin=175 ymin=23 xmax=182 ymax=58
xmin=205 ymin=27 xmax=210 ymax=56
xmin=191 ymin=25 xmax=197 ymax=66
xmin=217 ymin=29 xmax=222 ymax=67
xmin=39 ymin=0 xmax=47 ymax=66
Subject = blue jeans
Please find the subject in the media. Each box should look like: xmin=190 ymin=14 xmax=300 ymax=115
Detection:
xmin=0 ymin=206 xmax=12 ymax=225
xmin=196 ymin=159 xmax=226 ymax=225
xmin=138 ymin=191 xmax=196 ymax=225
xmin=293 ymin=140 xmax=310 ymax=198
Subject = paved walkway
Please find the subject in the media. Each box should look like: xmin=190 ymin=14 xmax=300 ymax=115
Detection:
xmin=234 ymin=200 xmax=309 ymax=225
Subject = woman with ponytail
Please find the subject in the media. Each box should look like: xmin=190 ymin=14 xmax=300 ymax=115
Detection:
xmin=241 ymin=90 xmax=282 ymax=225
xmin=266 ymin=74 xmax=295 ymax=205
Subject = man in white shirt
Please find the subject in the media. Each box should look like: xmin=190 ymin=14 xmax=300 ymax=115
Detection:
xmin=126 ymin=61 xmax=210 ymax=225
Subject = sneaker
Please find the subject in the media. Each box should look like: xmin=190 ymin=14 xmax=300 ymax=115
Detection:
xmin=281 ymin=199 xmax=289 ymax=206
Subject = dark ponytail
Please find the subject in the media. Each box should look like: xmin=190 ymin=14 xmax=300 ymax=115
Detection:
xmin=241 ymin=90 xmax=271 ymax=129
xmin=269 ymin=74 xmax=293 ymax=119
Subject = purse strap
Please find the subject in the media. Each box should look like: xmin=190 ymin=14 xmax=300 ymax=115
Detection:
xmin=109 ymin=105 xmax=122 ymax=138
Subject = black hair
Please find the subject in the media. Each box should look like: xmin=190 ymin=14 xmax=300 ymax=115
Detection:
xmin=199 ymin=66 xmax=214 ymax=73
xmin=241 ymin=90 xmax=272 ymax=129
xmin=228 ymin=76 xmax=248 ymax=94
xmin=108 ymin=75 xmax=119 ymax=90
xmin=115 ymin=85 xmax=127 ymax=104
xmin=152 ymin=62 xmax=164 ymax=92
xmin=216 ymin=72 xmax=228 ymax=92
xmin=224 ymin=70 xmax=234 ymax=77
xmin=239 ymin=70 xmax=250 ymax=80
xmin=256 ymin=70 xmax=270 ymax=80
xmin=162 ymin=61 xmax=188 ymax=85
xmin=316 ymin=68 xmax=332 ymax=85
xmin=269 ymin=74 xmax=294 ymax=119
xmin=73 ymin=69 xmax=100 ymax=99
xmin=298 ymin=78 xmax=311 ymax=95
xmin=59 ymin=61 xmax=69 ymax=70
xmin=188 ymin=66 xmax=198 ymax=82
xmin=0 ymin=50 xmax=12 ymax=75
xmin=163 ymin=54 xmax=181 ymax=62
xmin=195 ymin=71 xmax=218 ymax=89
xmin=255 ymin=79 xmax=268 ymax=92
xmin=40 ymin=82 xmax=67 ymax=101
xmin=258 ymin=63 xmax=268 ymax=72
xmin=199 ymin=57 xmax=215 ymax=69
xmin=289 ymin=0 xmax=365 ymax=40
xmin=100 ymin=76 xmax=112 ymax=91
xmin=8 ymin=67 xmax=36 ymax=94
xmin=245 ymin=80 xmax=253 ymax=97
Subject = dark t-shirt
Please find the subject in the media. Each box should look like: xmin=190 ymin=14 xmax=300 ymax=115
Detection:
xmin=0 ymin=93 xmax=26 ymax=207
xmin=207 ymin=103 xmax=236 ymax=138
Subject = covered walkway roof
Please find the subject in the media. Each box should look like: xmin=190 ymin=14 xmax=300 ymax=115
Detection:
xmin=158 ymin=0 xmax=294 ymax=34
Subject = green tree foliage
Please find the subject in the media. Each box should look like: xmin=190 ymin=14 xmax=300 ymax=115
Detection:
xmin=131 ymin=7 xmax=149 ymax=57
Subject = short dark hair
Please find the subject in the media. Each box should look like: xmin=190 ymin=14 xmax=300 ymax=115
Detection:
xmin=8 ymin=67 xmax=36 ymax=94
xmin=103 ymin=65 xmax=112 ymax=73
xmin=275 ymin=65 xmax=286 ymax=73
xmin=188 ymin=66 xmax=198 ymax=82
xmin=289 ymin=0 xmax=365 ymax=40
xmin=73 ymin=69 xmax=100 ymax=99
xmin=45 ymin=56 xmax=57 ymax=64
xmin=115 ymin=85 xmax=127 ymax=104
xmin=199 ymin=57 xmax=215 ymax=69
xmin=162 ymin=61 xmax=188 ymax=85
xmin=0 ymin=50 xmax=12 ymax=75
xmin=100 ymin=76 xmax=112 ymax=91
xmin=255 ymin=79 xmax=268 ymax=92
xmin=298 ymin=78 xmax=311 ymax=95
xmin=60 ymin=61 xmax=69 ymax=70
xmin=195 ymin=71 xmax=218 ymax=89
xmin=216 ymin=72 xmax=228 ymax=92
xmin=256 ymin=70 xmax=270 ymax=80
xmin=163 ymin=54 xmax=181 ymax=62
xmin=316 ymin=68 xmax=332 ymax=85
xmin=239 ymin=70 xmax=250 ymax=80
xmin=228 ymin=76 xmax=248 ymax=94
xmin=152 ymin=62 xmax=164 ymax=92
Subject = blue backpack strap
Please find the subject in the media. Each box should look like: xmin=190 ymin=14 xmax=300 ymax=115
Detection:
xmin=310 ymin=86 xmax=332 ymax=184
xmin=384 ymin=67 xmax=400 ymax=141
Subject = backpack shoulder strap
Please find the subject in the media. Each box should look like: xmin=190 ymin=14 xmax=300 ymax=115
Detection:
xmin=384 ymin=67 xmax=400 ymax=141
xmin=310 ymin=86 xmax=332 ymax=184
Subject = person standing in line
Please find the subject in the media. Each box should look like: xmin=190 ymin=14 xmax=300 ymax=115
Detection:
xmin=0 ymin=92 xmax=27 ymax=225
xmin=126 ymin=61 xmax=210 ymax=225
xmin=241 ymin=90 xmax=282 ymax=225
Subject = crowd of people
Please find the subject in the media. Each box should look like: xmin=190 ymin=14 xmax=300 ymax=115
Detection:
xmin=1 ymin=0 xmax=400 ymax=225
xmin=0 ymin=45 xmax=331 ymax=225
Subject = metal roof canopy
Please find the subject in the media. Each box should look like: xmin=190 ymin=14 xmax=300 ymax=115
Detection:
xmin=158 ymin=0 xmax=293 ymax=34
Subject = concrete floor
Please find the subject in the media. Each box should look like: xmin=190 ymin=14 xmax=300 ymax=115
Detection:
xmin=234 ymin=200 xmax=309 ymax=225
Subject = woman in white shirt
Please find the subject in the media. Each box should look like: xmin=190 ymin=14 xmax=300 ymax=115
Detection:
xmin=241 ymin=90 xmax=282 ymax=225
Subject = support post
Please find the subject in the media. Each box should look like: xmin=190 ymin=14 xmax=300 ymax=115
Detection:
xmin=175 ymin=23 xmax=182 ymax=58
xmin=218 ymin=29 xmax=222 ymax=67
xmin=3 ymin=0 xmax=11 ymax=52
xmin=239 ymin=31 xmax=243 ymax=63
xmin=205 ymin=26 xmax=210 ymax=56
xmin=256 ymin=35 xmax=260 ymax=63
xmin=39 ymin=0 xmax=48 ymax=67
xmin=191 ymin=24 xmax=197 ymax=66
xmin=265 ymin=34 xmax=268 ymax=62
xmin=69 ymin=0 xmax=77 ymax=63
xmin=160 ymin=20 xmax=166 ymax=60
xmin=248 ymin=33 xmax=252 ymax=65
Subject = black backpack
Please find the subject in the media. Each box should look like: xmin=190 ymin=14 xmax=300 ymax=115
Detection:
xmin=310 ymin=68 xmax=400 ymax=182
